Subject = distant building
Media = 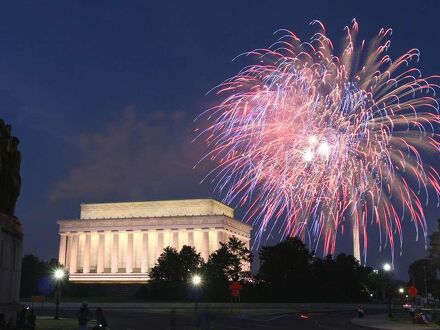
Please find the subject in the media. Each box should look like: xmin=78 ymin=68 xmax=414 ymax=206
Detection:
xmin=0 ymin=215 xmax=22 ymax=323
xmin=57 ymin=199 xmax=251 ymax=283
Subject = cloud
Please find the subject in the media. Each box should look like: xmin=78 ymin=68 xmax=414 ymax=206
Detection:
xmin=49 ymin=107 xmax=210 ymax=202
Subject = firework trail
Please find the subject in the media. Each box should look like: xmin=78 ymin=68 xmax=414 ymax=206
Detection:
xmin=196 ymin=19 xmax=440 ymax=264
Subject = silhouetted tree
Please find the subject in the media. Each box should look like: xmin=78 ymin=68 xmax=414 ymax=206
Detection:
xmin=20 ymin=255 xmax=61 ymax=298
xmin=203 ymin=236 xmax=253 ymax=300
xmin=142 ymin=235 xmax=378 ymax=302
xmin=257 ymin=237 xmax=313 ymax=301
xmin=20 ymin=254 xmax=47 ymax=297
xmin=148 ymin=245 xmax=203 ymax=300
xmin=408 ymin=258 xmax=438 ymax=297
xmin=149 ymin=247 xmax=181 ymax=282
xmin=368 ymin=268 xmax=397 ymax=316
xmin=429 ymin=219 xmax=440 ymax=270
xmin=179 ymin=245 xmax=203 ymax=283
xmin=331 ymin=253 xmax=370 ymax=301
xmin=256 ymin=237 xmax=372 ymax=302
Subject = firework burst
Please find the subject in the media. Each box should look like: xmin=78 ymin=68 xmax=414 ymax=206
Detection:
xmin=196 ymin=19 xmax=440 ymax=263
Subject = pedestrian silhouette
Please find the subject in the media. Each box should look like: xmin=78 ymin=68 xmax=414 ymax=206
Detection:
xmin=94 ymin=307 xmax=108 ymax=330
xmin=26 ymin=309 xmax=36 ymax=329
xmin=76 ymin=301 xmax=93 ymax=330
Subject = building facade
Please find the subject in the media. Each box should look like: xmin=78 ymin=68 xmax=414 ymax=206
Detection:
xmin=57 ymin=199 xmax=251 ymax=283
xmin=0 ymin=214 xmax=23 ymax=323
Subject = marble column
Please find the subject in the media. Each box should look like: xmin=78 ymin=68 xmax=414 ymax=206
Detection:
xmin=111 ymin=232 xmax=119 ymax=273
xmin=202 ymin=231 xmax=209 ymax=261
xmin=147 ymin=230 xmax=157 ymax=270
xmin=216 ymin=230 xmax=224 ymax=245
xmin=178 ymin=229 xmax=188 ymax=250
xmin=69 ymin=233 xmax=78 ymax=273
xmin=172 ymin=231 xmax=179 ymax=250
xmin=126 ymin=232 xmax=134 ymax=273
xmin=97 ymin=232 xmax=105 ymax=273
xmin=58 ymin=234 xmax=67 ymax=266
xmin=187 ymin=230 xmax=194 ymax=247
xmin=157 ymin=231 xmax=164 ymax=256
xmin=208 ymin=229 xmax=217 ymax=254
xmin=194 ymin=229 xmax=203 ymax=257
xmin=83 ymin=233 xmax=91 ymax=273
xmin=141 ymin=231 xmax=148 ymax=273
xmin=163 ymin=230 xmax=172 ymax=249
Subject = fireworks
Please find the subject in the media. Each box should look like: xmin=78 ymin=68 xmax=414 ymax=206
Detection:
xmin=196 ymin=19 xmax=440 ymax=263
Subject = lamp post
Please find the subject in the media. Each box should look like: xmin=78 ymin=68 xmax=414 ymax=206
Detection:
xmin=53 ymin=268 xmax=65 ymax=320
xmin=382 ymin=263 xmax=393 ymax=318
xmin=191 ymin=274 xmax=202 ymax=311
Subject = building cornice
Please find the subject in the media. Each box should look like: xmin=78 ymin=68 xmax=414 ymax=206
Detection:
xmin=79 ymin=198 xmax=235 ymax=220
xmin=58 ymin=215 xmax=251 ymax=238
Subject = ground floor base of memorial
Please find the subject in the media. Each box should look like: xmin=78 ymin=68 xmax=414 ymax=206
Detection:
xmin=62 ymin=283 xmax=144 ymax=298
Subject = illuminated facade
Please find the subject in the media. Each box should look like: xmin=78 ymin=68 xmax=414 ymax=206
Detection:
xmin=57 ymin=199 xmax=251 ymax=283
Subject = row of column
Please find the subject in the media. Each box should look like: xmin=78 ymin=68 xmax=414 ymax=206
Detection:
xmin=59 ymin=229 xmax=231 ymax=274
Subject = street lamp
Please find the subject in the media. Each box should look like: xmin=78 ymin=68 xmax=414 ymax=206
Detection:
xmin=191 ymin=275 xmax=202 ymax=311
xmin=53 ymin=268 xmax=65 ymax=320
xmin=382 ymin=263 xmax=393 ymax=318
xmin=383 ymin=263 xmax=392 ymax=272
xmin=398 ymin=287 xmax=405 ymax=294
xmin=192 ymin=275 xmax=202 ymax=286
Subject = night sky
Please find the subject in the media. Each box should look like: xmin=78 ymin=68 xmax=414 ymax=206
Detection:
xmin=1 ymin=1 xmax=439 ymax=279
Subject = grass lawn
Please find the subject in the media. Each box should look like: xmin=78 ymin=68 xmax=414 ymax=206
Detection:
xmin=36 ymin=316 xmax=77 ymax=330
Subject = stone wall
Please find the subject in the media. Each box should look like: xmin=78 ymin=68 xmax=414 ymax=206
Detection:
xmin=0 ymin=214 xmax=23 ymax=324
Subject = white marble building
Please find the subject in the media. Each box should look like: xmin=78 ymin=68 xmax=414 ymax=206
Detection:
xmin=57 ymin=199 xmax=252 ymax=283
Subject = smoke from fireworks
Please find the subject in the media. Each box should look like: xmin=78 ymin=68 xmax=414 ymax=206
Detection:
xmin=196 ymin=19 xmax=440 ymax=263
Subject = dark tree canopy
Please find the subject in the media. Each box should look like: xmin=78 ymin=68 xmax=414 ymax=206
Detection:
xmin=0 ymin=119 xmax=21 ymax=216
xmin=258 ymin=236 xmax=312 ymax=285
xmin=429 ymin=219 xmax=440 ymax=268
xmin=149 ymin=247 xmax=182 ymax=282
xmin=146 ymin=236 xmax=253 ymax=301
xmin=408 ymin=258 xmax=438 ymax=297
xmin=147 ymin=245 xmax=203 ymax=300
xmin=202 ymin=236 xmax=253 ymax=300
xmin=256 ymin=237 xmax=371 ymax=302
xmin=205 ymin=236 xmax=253 ymax=283
xmin=20 ymin=255 xmax=61 ymax=298
xmin=149 ymin=245 xmax=203 ymax=283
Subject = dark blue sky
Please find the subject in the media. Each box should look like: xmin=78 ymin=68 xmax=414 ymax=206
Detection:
xmin=1 ymin=0 xmax=439 ymax=279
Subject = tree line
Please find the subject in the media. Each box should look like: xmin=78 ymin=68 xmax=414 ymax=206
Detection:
xmin=21 ymin=235 xmax=403 ymax=302
xmin=144 ymin=236 xmax=392 ymax=302
xmin=407 ymin=218 xmax=440 ymax=300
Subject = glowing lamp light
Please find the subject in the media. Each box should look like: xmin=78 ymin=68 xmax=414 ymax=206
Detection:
xmin=54 ymin=268 xmax=65 ymax=280
xmin=192 ymin=275 xmax=202 ymax=286
xmin=398 ymin=287 xmax=404 ymax=294
xmin=383 ymin=263 xmax=392 ymax=272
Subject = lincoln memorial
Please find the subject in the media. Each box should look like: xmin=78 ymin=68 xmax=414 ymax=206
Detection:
xmin=57 ymin=199 xmax=252 ymax=283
